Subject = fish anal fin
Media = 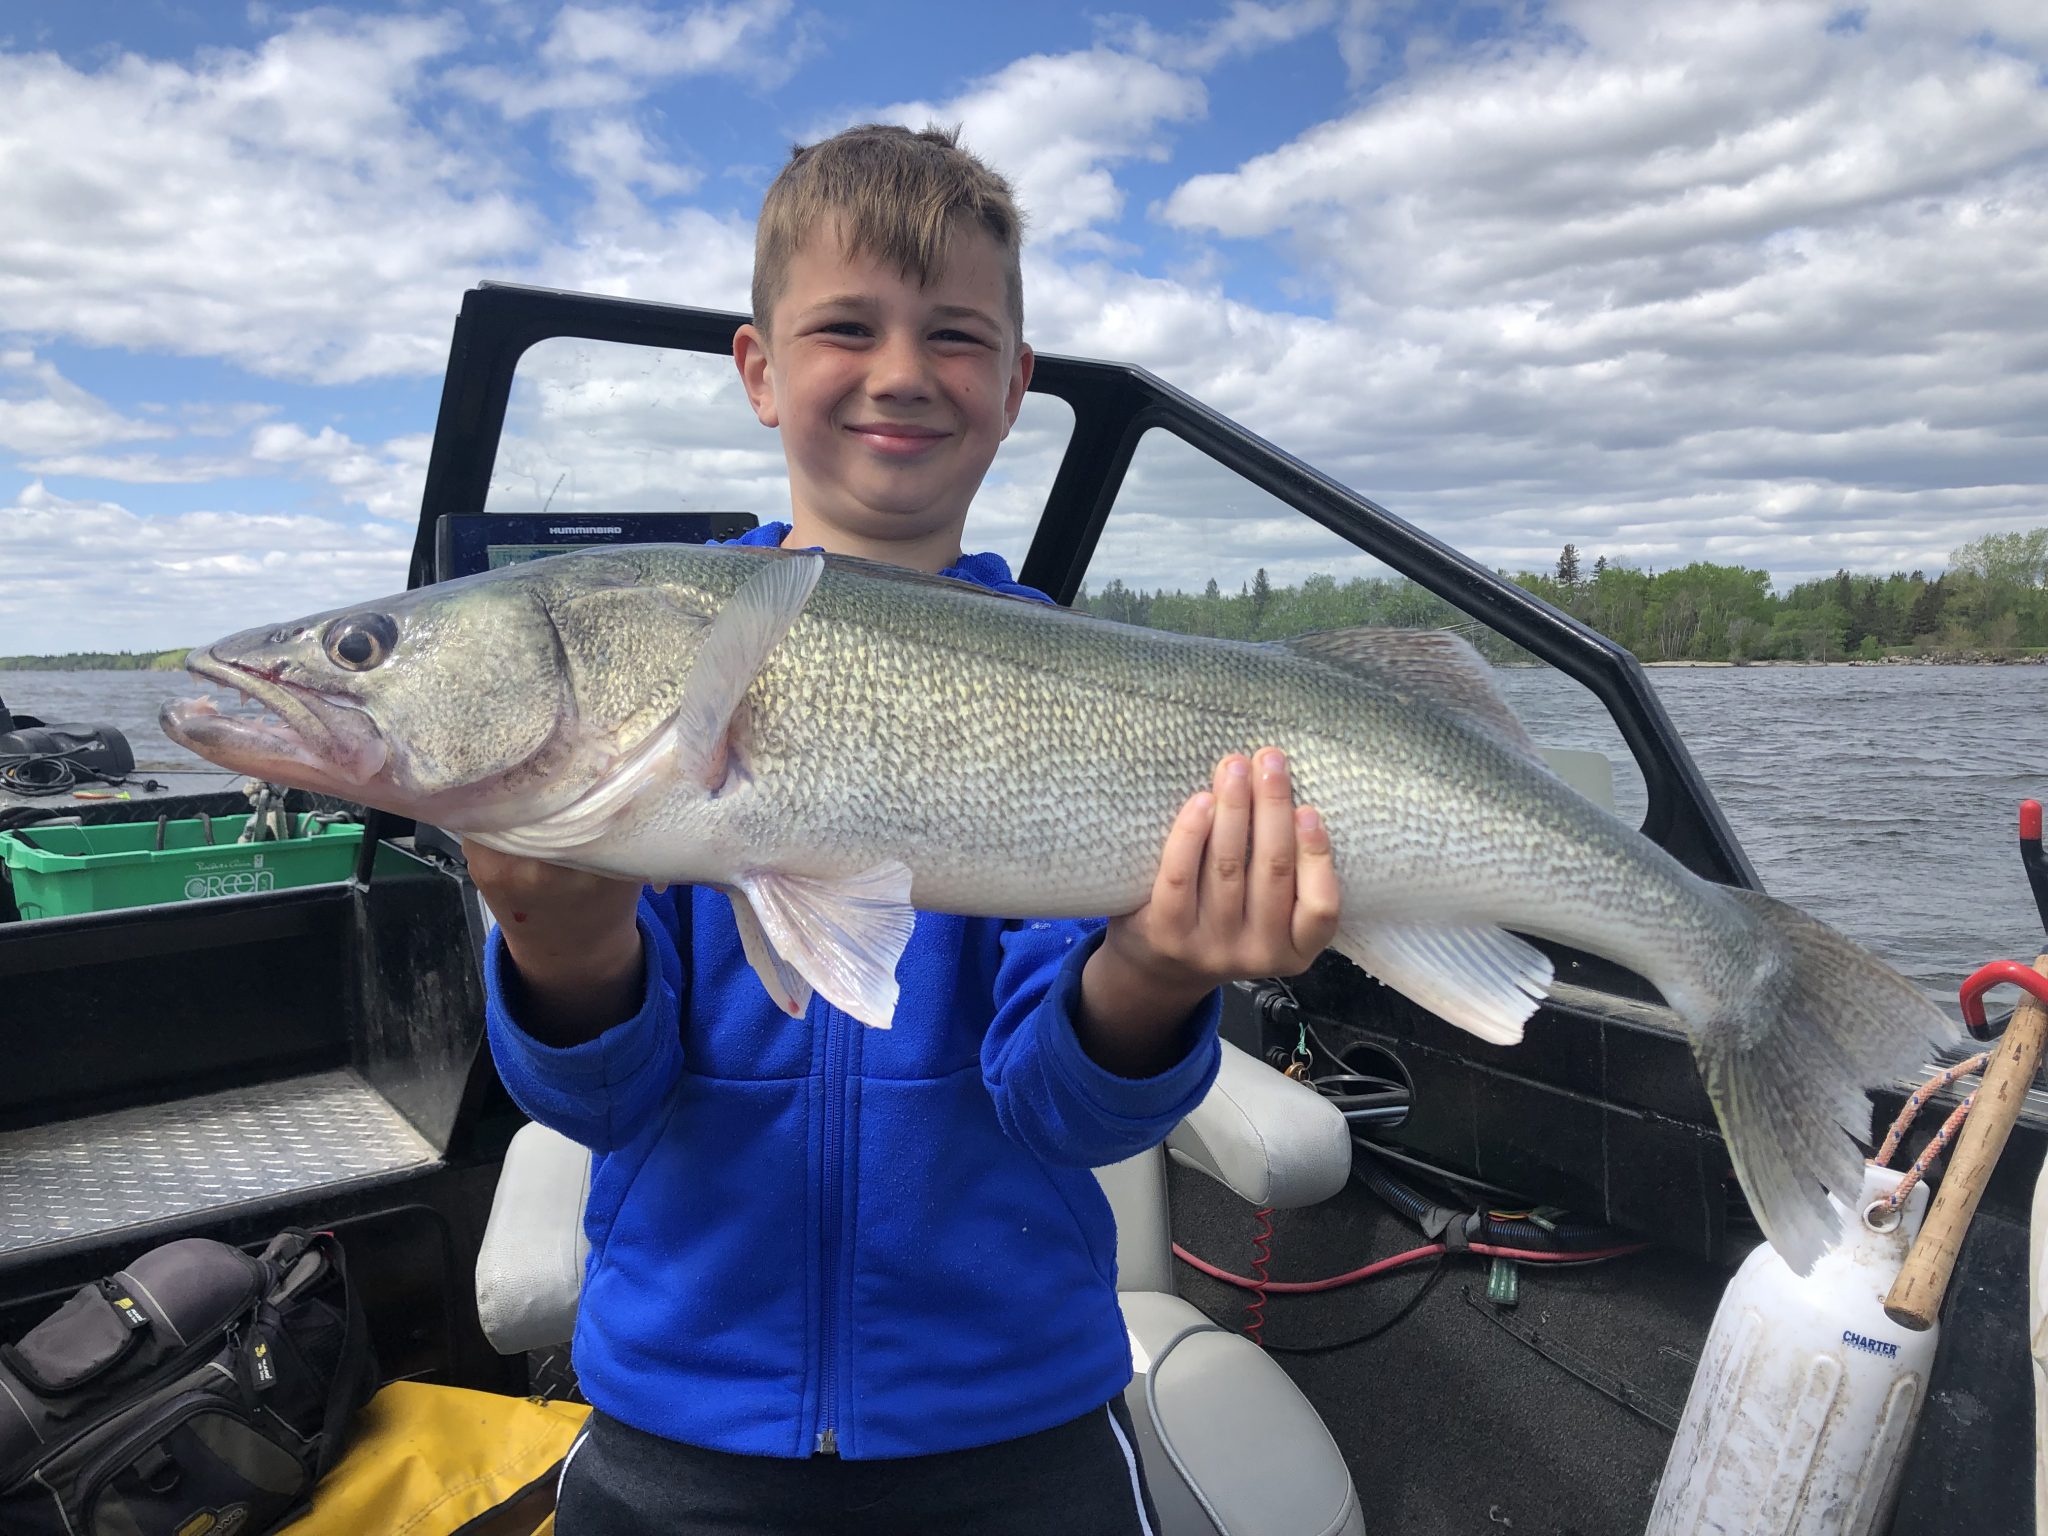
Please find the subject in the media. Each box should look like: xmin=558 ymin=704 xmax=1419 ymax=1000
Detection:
xmin=737 ymin=862 xmax=917 ymax=1029
xmin=718 ymin=883 xmax=813 ymax=1019
xmin=1332 ymin=919 xmax=1554 ymax=1045
xmin=1282 ymin=627 xmax=1547 ymax=768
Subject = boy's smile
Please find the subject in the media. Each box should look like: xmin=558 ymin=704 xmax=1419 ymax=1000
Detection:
xmin=735 ymin=222 xmax=1033 ymax=571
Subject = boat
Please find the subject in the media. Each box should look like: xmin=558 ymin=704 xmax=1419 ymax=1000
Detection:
xmin=1 ymin=281 xmax=2038 ymax=1535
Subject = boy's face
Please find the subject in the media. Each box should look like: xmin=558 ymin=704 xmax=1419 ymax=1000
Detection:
xmin=735 ymin=221 xmax=1033 ymax=564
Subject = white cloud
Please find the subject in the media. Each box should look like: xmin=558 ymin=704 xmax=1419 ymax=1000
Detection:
xmin=247 ymin=424 xmax=432 ymax=522
xmin=0 ymin=13 xmax=537 ymax=384
xmin=0 ymin=481 xmax=412 ymax=653
xmin=864 ymin=52 xmax=1208 ymax=244
xmin=18 ymin=419 xmax=430 ymax=520
xmin=449 ymin=0 xmax=802 ymax=117
xmin=3 ymin=0 xmax=2045 ymax=649
xmin=0 ymin=350 xmax=171 ymax=455
xmin=22 ymin=451 xmax=249 ymax=484
xmin=1101 ymin=1 xmax=1337 ymax=71
xmin=1105 ymin=0 xmax=2048 ymax=585
xmin=556 ymin=116 xmax=701 ymax=197
xmin=164 ymin=402 xmax=279 ymax=439
xmin=543 ymin=1 xmax=792 ymax=76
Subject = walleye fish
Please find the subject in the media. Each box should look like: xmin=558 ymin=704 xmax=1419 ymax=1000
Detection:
xmin=161 ymin=543 xmax=1956 ymax=1272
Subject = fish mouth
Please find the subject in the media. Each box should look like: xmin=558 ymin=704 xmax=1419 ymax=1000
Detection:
xmin=160 ymin=650 xmax=388 ymax=793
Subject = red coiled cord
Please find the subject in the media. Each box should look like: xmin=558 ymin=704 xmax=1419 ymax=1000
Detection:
xmin=1243 ymin=1207 xmax=1275 ymax=1344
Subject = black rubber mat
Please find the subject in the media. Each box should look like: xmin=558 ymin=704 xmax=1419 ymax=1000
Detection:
xmin=1165 ymin=1154 xmax=1730 ymax=1536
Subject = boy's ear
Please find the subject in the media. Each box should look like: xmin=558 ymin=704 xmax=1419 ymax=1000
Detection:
xmin=1001 ymin=342 xmax=1035 ymax=439
xmin=734 ymin=323 xmax=779 ymax=428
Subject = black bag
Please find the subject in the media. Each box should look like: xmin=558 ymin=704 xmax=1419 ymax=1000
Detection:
xmin=0 ymin=1228 xmax=377 ymax=1536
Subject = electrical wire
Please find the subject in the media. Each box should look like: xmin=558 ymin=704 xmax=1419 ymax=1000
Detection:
xmin=0 ymin=745 xmax=163 ymax=797
xmin=1175 ymin=1238 xmax=1650 ymax=1294
xmin=1258 ymin=1257 xmax=1450 ymax=1356
xmin=1351 ymin=1152 xmax=1624 ymax=1251
xmin=1177 ymin=1239 xmax=1440 ymax=1293
xmin=1349 ymin=1136 xmax=1533 ymax=1200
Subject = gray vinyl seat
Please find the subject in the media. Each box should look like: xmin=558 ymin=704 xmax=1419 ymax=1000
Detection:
xmin=475 ymin=1037 xmax=1366 ymax=1536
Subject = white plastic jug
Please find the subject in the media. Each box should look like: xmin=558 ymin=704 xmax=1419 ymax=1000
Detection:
xmin=2030 ymin=1143 xmax=2048 ymax=1536
xmin=1646 ymin=1164 xmax=1937 ymax=1536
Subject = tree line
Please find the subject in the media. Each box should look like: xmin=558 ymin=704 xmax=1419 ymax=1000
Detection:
xmin=0 ymin=650 xmax=191 ymax=671
xmin=1076 ymin=527 xmax=2048 ymax=664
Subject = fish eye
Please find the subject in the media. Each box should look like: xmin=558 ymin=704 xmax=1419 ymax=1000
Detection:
xmin=324 ymin=612 xmax=398 ymax=672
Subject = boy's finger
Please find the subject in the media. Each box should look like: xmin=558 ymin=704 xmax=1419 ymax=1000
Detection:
xmin=1151 ymin=789 xmax=1214 ymax=929
xmin=1202 ymin=754 xmax=1252 ymax=921
xmin=1245 ymin=748 xmax=1299 ymax=942
xmin=1289 ymin=805 xmax=1343 ymax=959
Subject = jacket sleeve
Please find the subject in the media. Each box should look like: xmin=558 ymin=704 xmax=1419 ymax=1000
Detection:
xmin=980 ymin=920 xmax=1223 ymax=1169
xmin=483 ymin=888 xmax=688 ymax=1154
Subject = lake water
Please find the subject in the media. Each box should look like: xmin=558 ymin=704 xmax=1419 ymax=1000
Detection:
xmin=5 ymin=664 xmax=2044 ymax=1010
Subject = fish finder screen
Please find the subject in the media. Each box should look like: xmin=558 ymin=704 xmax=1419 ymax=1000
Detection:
xmin=487 ymin=544 xmax=591 ymax=569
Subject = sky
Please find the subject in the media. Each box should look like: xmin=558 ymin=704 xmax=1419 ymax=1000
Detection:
xmin=1 ymin=0 xmax=2044 ymax=653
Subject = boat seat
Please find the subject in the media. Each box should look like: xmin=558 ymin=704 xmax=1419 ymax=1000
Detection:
xmin=475 ymin=1036 xmax=1365 ymax=1536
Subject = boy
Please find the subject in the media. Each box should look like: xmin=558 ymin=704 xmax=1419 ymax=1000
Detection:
xmin=467 ymin=124 xmax=1340 ymax=1535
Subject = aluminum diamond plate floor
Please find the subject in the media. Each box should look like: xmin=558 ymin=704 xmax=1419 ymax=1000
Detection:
xmin=0 ymin=1070 xmax=437 ymax=1254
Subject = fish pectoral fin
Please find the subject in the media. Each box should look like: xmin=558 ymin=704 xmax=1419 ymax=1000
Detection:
xmin=674 ymin=552 xmax=823 ymax=792
xmin=737 ymin=863 xmax=916 ymax=1030
xmin=1333 ymin=920 xmax=1554 ymax=1045
xmin=719 ymin=883 xmax=813 ymax=1019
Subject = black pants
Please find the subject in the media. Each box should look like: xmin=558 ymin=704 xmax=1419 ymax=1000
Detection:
xmin=556 ymin=1399 xmax=1162 ymax=1535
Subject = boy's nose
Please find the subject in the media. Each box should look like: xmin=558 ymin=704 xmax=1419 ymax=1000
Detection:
xmin=866 ymin=333 xmax=934 ymax=401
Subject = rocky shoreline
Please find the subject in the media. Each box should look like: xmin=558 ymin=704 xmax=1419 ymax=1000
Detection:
xmin=1644 ymin=652 xmax=2046 ymax=667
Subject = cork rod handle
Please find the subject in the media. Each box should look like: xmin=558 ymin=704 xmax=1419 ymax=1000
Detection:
xmin=1884 ymin=954 xmax=2048 ymax=1331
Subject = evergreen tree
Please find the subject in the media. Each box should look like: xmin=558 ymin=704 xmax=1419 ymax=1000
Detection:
xmin=1909 ymin=576 xmax=1947 ymax=639
xmin=1556 ymin=544 xmax=1582 ymax=590
xmin=1592 ymin=554 xmax=1608 ymax=577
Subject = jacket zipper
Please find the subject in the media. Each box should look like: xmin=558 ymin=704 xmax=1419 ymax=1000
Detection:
xmin=816 ymin=1002 xmax=845 ymax=1456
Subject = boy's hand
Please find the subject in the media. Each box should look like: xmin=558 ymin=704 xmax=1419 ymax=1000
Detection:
xmin=461 ymin=839 xmax=651 ymax=1047
xmin=1078 ymin=749 xmax=1341 ymax=1077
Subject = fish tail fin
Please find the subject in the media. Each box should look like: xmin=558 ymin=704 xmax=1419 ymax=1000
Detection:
xmin=1693 ymin=886 xmax=1961 ymax=1275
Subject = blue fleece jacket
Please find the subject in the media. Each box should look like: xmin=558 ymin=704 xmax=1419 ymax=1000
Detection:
xmin=484 ymin=524 xmax=1224 ymax=1461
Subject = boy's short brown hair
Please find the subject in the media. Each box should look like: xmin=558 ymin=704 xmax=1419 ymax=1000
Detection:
xmin=752 ymin=123 xmax=1025 ymax=340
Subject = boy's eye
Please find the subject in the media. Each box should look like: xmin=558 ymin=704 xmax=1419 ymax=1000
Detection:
xmin=932 ymin=329 xmax=989 ymax=346
xmin=820 ymin=321 xmax=870 ymax=337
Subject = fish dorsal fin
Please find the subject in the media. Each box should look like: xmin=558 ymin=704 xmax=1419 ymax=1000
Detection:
xmin=790 ymin=548 xmax=1055 ymax=610
xmin=1281 ymin=627 xmax=1546 ymax=767
xmin=734 ymin=863 xmax=917 ymax=1029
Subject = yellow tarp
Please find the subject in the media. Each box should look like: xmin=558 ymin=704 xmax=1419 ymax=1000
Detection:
xmin=277 ymin=1381 xmax=589 ymax=1536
